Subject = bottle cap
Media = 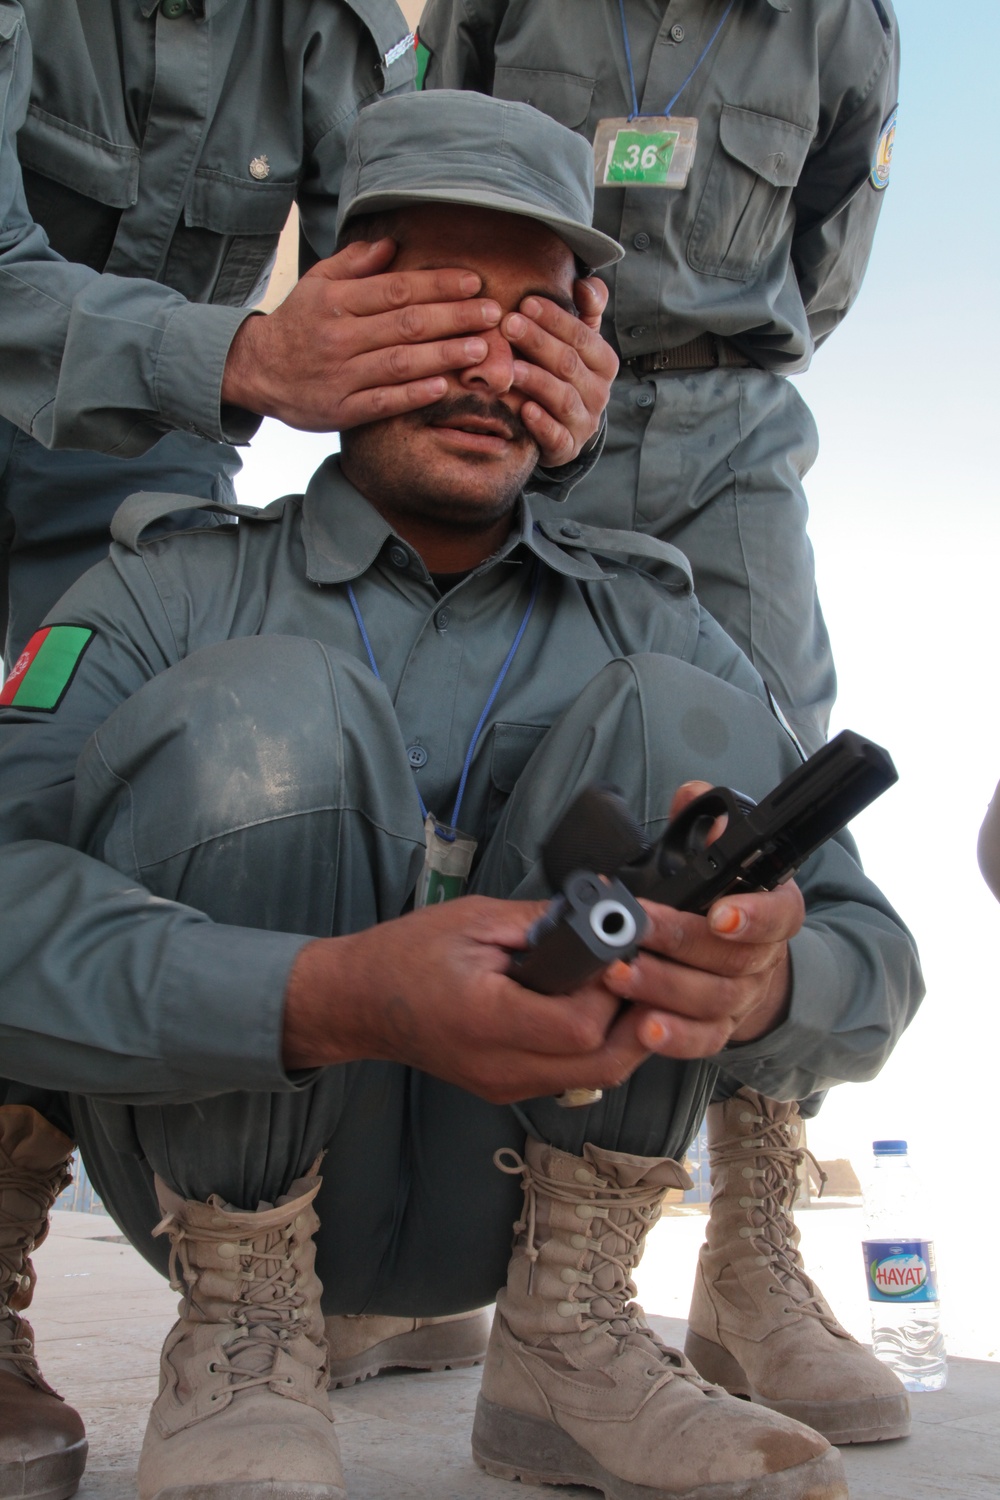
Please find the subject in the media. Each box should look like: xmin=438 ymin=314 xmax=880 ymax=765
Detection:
xmin=872 ymin=1139 xmax=908 ymax=1154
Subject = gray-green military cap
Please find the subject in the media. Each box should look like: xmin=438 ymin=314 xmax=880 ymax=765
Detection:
xmin=336 ymin=90 xmax=623 ymax=270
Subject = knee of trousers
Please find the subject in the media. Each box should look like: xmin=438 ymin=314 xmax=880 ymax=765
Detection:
xmin=477 ymin=653 xmax=804 ymax=898
xmin=70 ymin=635 xmax=425 ymax=929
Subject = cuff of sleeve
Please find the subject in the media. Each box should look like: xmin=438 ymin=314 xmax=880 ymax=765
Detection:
xmin=158 ymin=922 xmax=315 ymax=1096
xmin=526 ymin=412 xmax=607 ymax=505
xmin=156 ymin=302 xmax=261 ymax=444
xmin=708 ymin=926 xmax=840 ymax=1088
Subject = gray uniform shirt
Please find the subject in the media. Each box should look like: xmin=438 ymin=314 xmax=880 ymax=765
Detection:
xmin=0 ymin=463 xmax=921 ymax=1105
xmin=0 ymin=0 xmax=415 ymax=455
xmin=419 ymin=0 xmax=899 ymax=370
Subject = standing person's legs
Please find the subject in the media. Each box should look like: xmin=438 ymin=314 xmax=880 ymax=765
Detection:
xmin=0 ymin=422 xmax=241 ymax=666
xmin=560 ymin=366 xmax=833 ymax=756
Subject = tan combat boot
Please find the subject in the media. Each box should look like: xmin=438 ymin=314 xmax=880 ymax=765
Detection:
xmin=474 ymin=1138 xmax=847 ymax=1500
xmin=685 ymin=1088 xmax=910 ymax=1443
xmin=326 ymin=1308 xmax=491 ymax=1388
xmin=0 ymin=1106 xmax=87 ymax=1500
xmin=138 ymin=1165 xmax=345 ymax=1500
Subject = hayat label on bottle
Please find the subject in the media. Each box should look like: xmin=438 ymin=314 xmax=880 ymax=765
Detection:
xmin=862 ymin=1240 xmax=939 ymax=1303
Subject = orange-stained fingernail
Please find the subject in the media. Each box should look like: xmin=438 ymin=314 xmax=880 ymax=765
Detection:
xmin=711 ymin=904 xmax=745 ymax=935
xmin=640 ymin=1014 xmax=670 ymax=1047
xmin=608 ymin=960 xmax=633 ymax=989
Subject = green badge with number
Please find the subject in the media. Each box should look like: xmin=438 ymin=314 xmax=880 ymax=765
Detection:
xmin=606 ymin=130 xmax=678 ymax=185
xmin=594 ymin=115 xmax=699 ymax=191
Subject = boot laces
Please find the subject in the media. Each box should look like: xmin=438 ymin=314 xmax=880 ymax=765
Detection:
xmin=496 ymin=1150 xmax=706 ymax=1385
xmin=0 ymin=1304 xmax=42 ymax=1378
xmin=0 ymin=1156 xmax=72 ymax=1294
xmin=711 ymin=1111 xmax=842 ymax=1332
xmin=159 ymin=1213 xmax=318 ymax=1394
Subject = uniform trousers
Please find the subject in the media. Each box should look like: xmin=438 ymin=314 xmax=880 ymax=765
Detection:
xmin=56 ymin=635 xmax=772 ymax=1315
xmin=552 ymin=365 xmax=833 ymax=759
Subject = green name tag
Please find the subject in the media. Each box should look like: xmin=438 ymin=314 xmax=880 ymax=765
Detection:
xmin=594 ymin=115 xmax=698 ymax=191
xmin=414 ymin=814 xmax=477 ymax=907
xmin=606 ymin=129 xmax=678 ymax=185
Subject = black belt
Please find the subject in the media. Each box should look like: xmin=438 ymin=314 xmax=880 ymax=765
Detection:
xmin=625 ymin=334 xmax=755 ymax=374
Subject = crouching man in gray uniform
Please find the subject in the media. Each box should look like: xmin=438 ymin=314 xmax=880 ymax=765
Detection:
xmin=0 ymin=92 xmax=921 ymax=1500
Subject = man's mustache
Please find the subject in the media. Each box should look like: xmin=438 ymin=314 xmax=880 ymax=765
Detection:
xmin=416 ymin=393 xmax=532 ymax=446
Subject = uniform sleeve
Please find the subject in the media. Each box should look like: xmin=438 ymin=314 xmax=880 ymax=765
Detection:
xmin=417 ymin=0 xmax=507 ymax=92
xmin=790 ymin=0 xmax=900 ymax=347
xmin=0 ymin=8 xmax=258 ymax=455
xmin=295 ymin=0 xmax=417 ymax=264
xmin=0 ymin=549 xmax=309 ymax=1104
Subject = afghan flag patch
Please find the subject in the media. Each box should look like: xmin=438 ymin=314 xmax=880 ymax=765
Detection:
xmin=0 ymin=625 xmax=94 ymax=711
xmin=415 ymin=32 xmax=431 ymax=89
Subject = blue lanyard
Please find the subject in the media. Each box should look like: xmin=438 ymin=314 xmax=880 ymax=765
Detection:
xmin=617 ymin=0 xmax=736 ymax=121
xmin=347 ymin=558 xmax=541 ymax=837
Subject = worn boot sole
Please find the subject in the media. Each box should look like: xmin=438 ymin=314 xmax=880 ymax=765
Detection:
xmin=472 ymin=1395 xmax=848 ymax=1499
xmin=150 ymin=1486 xmax=344 ymax=1500
xmin=327 ymin=1310 xmax=491 ymax=1389
xmin=685 ymin=1330 xmax=911 ymax=1445
xmin=0 ymin=1438 xmax=88 ymax=1500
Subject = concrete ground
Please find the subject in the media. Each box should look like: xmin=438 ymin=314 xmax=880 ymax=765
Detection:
xmin=29 ymin=1205 xmax=999 ymax=1500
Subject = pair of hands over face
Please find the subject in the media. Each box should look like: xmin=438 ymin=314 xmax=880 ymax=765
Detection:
xmin=283 ymin=783 xmax=806 ymax=1104
xmin=221 ymin=237 xmax=618 ymax=469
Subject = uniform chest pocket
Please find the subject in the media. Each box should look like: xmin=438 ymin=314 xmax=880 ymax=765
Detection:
xmin=18 ymin=106 xmax=139 ymax=207
xmin=183 ymin=170 xmax=296 ymax=305
xmin=483 ymin=721 xmax=551 ymax=852
xmin=687 ymin=105 xmax=812 ymax=282
xmin=492 ymin=65 xmax=596 ymax=131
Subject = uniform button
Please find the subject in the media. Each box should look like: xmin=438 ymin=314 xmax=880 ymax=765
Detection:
xmin=632 ymin=232 xmax=651 ymax=251
xmin=560 ymin=522 xmax=582 ymax=539
xmin=407 ymin=744 xmax=428 ymax=769
xmin=435 ymin=608 xmax=451 ymax=630
xmin=670 ymin=23 xmax=685 ymax=42
xmin=160 ymin=0 xmax=188 ymax=16
xmin=635 ymin=390 xmax=654 ymax=409
xmin=388 ymin=545 xmax=409 ymax=569
xmin=630 ymin=326 xmax=647 ymax=339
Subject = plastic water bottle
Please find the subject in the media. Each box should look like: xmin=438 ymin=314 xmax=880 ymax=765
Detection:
xmin=861 ymin=1139 xmax=947 ymax=1391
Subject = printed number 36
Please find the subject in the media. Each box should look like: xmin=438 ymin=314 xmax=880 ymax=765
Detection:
xmin=625 ymin=143 xmax=659 ymax=170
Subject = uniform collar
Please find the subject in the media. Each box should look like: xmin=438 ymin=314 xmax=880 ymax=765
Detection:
xmin=300 ymin=459 xmax=614 ymax=587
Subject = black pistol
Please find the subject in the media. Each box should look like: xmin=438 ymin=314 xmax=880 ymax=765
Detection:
xmin=510 ymin=729 xmax=897 ymax=1105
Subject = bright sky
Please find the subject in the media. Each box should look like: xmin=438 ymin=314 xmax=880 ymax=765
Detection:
xmin=237 ymin=0 xmax=1000 ymax=1355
